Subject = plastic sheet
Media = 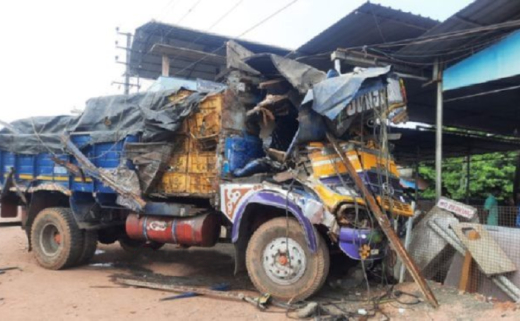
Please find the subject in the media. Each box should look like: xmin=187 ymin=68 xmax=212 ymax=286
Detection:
xmin=0 ymin=90 xmax=207 ymax=154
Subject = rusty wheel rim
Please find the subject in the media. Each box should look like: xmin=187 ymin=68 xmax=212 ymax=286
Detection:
xmin=40 ymin=223 xmax=62 ymax=256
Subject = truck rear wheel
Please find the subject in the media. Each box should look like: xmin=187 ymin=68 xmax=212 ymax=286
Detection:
xmin=76 ymin=230 xmax=98 ymax=266
xmin=31 ymin=207 xmax=84 ymax=270
xmin=246 ymin=217 xmax=330 ymax=301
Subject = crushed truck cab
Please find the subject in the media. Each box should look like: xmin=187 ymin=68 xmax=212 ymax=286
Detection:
xmin=0 ymin=42 xmax=412 ymax=301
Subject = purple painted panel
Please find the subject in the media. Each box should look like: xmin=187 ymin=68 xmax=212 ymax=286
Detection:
xmin=231 ymin=190 xmax=318 ymax=252
xmin=339 ymin=227 xmax=386 ymax=260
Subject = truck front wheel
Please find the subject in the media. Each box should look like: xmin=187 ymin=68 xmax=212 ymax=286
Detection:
xmin=246 ymin=217 xmax=330 ymax=301
xmin=30 ymin=207 xmax=84 ymax=270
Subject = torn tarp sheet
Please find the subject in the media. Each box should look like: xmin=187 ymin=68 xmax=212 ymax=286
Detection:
xmin=226 ymin=41 xmax=326 ymax=94
xmin=303 ymin=66 xmax=391 ymax=120
xmin=226 ymin=40 xmax=261 ymax=76
xmin=0 ymin=90 xmax=207 ymax=154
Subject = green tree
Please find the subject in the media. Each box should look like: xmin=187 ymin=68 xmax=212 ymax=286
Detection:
xmin=419 ymin=152 xmax=517 ymax=202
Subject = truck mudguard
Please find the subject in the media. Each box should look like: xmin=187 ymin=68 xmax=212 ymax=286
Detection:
xmin=231 ymin=190 xmax=318 ymax=253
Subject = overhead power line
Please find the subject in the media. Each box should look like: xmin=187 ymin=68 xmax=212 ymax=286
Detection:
xmin=358 ymin=19 xmax=520 ymax=50
xmin=166 ymin=0 xmax=246 ymax=72
xmin=177 ymin=0 xmax=203 ymax=25
xmin=172 ymin=0 xmax=301 ymax=77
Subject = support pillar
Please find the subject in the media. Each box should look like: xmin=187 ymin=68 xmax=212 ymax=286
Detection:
xmin=162 ymin=55 xmax=170 ymax=77
xmin=334 ymin=59 xmax=341 ymax=74
xmin=434 ymin=61 xmax=444 ymax=201
xmin=124 ymin=32 xmax=132 ymax=95
xmin=465 ymin=151 xmax=471 ymax=204
xmin=513 ymin=153 xmax=520 ymax=205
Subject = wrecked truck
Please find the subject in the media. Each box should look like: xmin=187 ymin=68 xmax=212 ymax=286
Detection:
xmin=0 ymin=46 xmax=412 ymax=300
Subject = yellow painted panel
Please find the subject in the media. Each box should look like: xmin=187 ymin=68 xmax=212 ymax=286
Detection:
xmin=313 ymin=183 xmax=360 ymax=212
xmin=187 ymin=173 xmax=216 ymax=194
xmin=159 ymin=172 xmax=188 ymax=194
xmin=200 ymin=94 xmax=223 ymax=112
xmin=188 ymin=152 xmax=217 ymax=174
xmin=308 ymin=144 xmax=399 ymax=178
xmin=168 ymin=155 xmax=188 ymax=172
xmin=377 ymin=196 xmax=414 ymax=217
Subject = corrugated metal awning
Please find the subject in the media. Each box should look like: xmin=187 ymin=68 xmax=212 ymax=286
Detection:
xmin=129 ymin=21 xmax=290 ymax=80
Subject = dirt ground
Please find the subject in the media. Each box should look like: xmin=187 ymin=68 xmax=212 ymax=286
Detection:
xmin=1 ymin=226 xmax=519 ymax=321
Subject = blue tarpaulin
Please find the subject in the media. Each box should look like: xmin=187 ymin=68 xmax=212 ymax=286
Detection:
xmin=303 ymin=66 xmax=391 ymax=120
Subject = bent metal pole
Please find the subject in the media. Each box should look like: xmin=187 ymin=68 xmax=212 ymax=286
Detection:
xmin=326 ymin=133 xmax=439 ymax=308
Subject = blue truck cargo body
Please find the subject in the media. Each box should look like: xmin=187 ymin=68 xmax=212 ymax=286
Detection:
xmin=0 ymin=134 xmax=138 ymax=195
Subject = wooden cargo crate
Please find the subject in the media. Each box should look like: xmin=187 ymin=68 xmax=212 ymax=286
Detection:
xmin=154 ymin=93 xmax=223 ymax=197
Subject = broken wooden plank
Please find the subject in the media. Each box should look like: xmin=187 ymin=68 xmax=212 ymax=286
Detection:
xmin=326 ymin=133 xmax=439 ymax=308
xmin=459 ymin=230 xmax=479 ymax=293
xmin=452 ymin=223 xmax=516 ymax=276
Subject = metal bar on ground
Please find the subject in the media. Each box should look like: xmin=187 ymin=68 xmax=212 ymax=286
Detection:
xmin=114 ymin=278 xmax=265 ymax=309
xmin=326 ymin=133 xmax=439 ymax=308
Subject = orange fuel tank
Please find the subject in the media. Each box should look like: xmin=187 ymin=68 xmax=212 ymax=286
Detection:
xmin=126 ymin=213 xmax=220 ymax=247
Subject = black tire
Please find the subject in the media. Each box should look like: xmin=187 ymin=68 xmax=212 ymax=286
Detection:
xmin=246 ymin=217 xmax=330 ymax=301
xmin=76 ymin=230 xmax=98 ymax=266
xmin=31 ymin=207 xmax=84 ymax=270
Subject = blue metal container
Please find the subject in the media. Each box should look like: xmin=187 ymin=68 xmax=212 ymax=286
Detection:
xmin=222 ymin=135 xmax=264 ymax=175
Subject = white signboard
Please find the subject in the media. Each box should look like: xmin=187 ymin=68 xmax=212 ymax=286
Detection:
xmin=437 ymin=197 xmax=476 ymax=220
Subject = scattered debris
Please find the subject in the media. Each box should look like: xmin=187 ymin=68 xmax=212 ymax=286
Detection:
xmin=357 ymin=308 xmax=368 ymax=315
xmin=426 ymin=212 xmax=520 ymax=302
xmin=114 ymin=278 xmax=268 ymax=310
xmin=451 ymin=223 xmax=516 ymax=275
xmin=408 ymin=198 xmax=477 ymax=280
xmin=0 ymin=266 xmax=20 ymax=275
xmin=296 ymin=302 xmax=319 ymax=318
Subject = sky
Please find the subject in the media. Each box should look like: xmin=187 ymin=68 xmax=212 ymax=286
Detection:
xmin=0 ymin=0 xmax=474 ymax=122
